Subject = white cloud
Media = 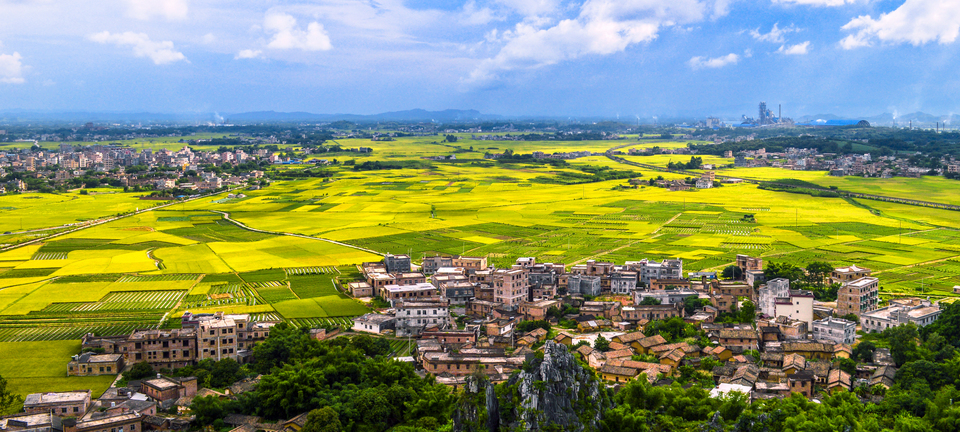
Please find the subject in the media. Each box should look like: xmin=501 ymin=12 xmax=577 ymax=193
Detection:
xmin=750 ymin=23 xmax=797 ymax=43
xmin=201 ymin=33 xmax=216 ymax=44
xmin=264 ymin=13 xmax=332 ymax=51
xmin=89 ymin=31 xmax=187 ymax=65
xmin=461 ymin=1 xmax=502 ymax=26
xmin=688 ymin=53 xmax=739 ymax=69
xmin=778 ymin=41 xmax=810 ymax=54
xmin=0 ymin=51 xmax=25 ymax=84
xmin=235 ymin=49 xmax=262 ymax=60
xmin=494 ymin=0 xmax=562 ymax=17
xmin=840 ymin=0 xmax=960 ymax=49
xmin=773 ymin=0 xmax=855 ymax=6
xmin=126 ymin=0 xmax=189 ymax=21
xmin=469 ymin=0 xmax=708 ymax=82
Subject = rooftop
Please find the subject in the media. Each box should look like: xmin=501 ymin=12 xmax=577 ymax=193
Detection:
xmin=24 ymin=391 xmax=90 ymax=406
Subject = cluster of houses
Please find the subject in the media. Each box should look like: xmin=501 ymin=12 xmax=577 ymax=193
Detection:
xmin=0 ymin=143 xmax=275 ymax=193
xmin=0 ymin=312 xmax=286 ymax=432
xmin=350 ymin=253 xmax=943 ymax=399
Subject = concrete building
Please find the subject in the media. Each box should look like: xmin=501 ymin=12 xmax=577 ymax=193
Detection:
xmin=396 ymin=299 xmax=451 ymax=337
xmin=812 ymin=317 xmax=857 ymax=345
xmin=383 ymin=254 xmax=412 ymax=273
xmin=493 ymin=269 xmax=528 ymax=307
xmin=352 ymin=314 xmax=397 ymax=334
xmin=421 ymin=255 xmax=453 ymax=274
xmin=831 ymin=265 xmax=872 ymax=284
xmin=837 ymin=277 xmax=879 ymax=317
xmin=23 ymin=391 xmax=92 ymax=417
xmin=452 ymin=256 xmax=487 ymax=273
xmin=629 ymin=259 xmax=684 ymax=284
xmin=610 ymin=272 xmax=638 ymax=295
xmin=566 ymin=275 xmax=602 ymax=297
xmin=736 ymin=255 xmax=763 ymax=277
xmin=140 ymin=376 xmax=197 ymax=409
xmin=758 ymin=278 xmax=790 ymax=318
xmin=382 ymin=282 xmax=438 ymax=306
xmin=634 ymin=289 xmax=699 ymax=306
xmin=774 ymin=290 xmax=815 ymax=327
xmin=862 ymin=298 xmax=942 ymax=333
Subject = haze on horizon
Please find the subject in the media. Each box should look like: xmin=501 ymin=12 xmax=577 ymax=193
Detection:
xmin=0 ymin=0 xmax=959 ymax=119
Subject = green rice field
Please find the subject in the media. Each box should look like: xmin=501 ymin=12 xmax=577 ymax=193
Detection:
xmin=1 ymin=134 xmax=959 ymax=396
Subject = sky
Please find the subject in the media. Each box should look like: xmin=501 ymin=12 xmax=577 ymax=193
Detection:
xmin=1 ymin=0 xmax=959 ymax=118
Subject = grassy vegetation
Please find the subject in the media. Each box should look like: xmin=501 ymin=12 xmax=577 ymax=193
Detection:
xmin=0 ymin=340 xmax=115 ymax=414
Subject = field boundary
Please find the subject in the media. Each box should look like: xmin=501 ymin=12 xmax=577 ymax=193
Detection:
xmin=0 ymin=187 xmax=244 ymax=253
xmin=604 ymin=148 xmax=960 ymax=212
xmin=209 ymin=210 xmax=386 ymax=257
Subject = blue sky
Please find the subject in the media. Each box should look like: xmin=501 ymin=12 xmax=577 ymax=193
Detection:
xmin=0 ymin=0 xmax=959 ymax=118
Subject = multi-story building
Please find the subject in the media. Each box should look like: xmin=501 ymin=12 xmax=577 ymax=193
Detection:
xmin=628 ymin=259 xmax=683 ymax=284
xmin=736 ymin=255 xmax=763 ymax=277
xmin=493 ymin=268 xmax=528 ymax=307
xmin=111 ymin=328 xmax=197 ymax=370
xmin=758 ymin=278 xmax=790 ymax=318
xmin=440 ymin=281 xmax=476 ymax=305
xmin=566 ymin=275 xmax=601 ymax=297
xmin=421 ymin=256 xmax=453 ymax=274
xmin=382 ymin=282 xmax=438 ymax=305
xmin=837 ymin=277 xmax=879 ymax=317
xmin=352 ymin=314 xmax=396 ymax=334
xmin=383 ymin=254 xmax=412 ymax=273
xmin=862 ymin=298 xmax=942 ymax=333
xmin=774 ymin=290 xmax=815 ymax=327
xmin=610 ymin=272 xmax=638 ymax=295
xmin=22 ymin=391 xmax=92 ymax=417
xmin=140 ymin=376 xmax=197 ymax=408
xmin=812 ymin=317 xmax=857 ymax=344
xmin=395 ymin=299 xmax=451 ymax=337
xmin=196 ymin=315 xmax=243 ymax=362
xmin=621 ymin=304 xmax=682 ymax=322
xmin=452 ymin=256 xmax=487 ymax=273
xmin=830 ymin=265 xmax=872 ymax=284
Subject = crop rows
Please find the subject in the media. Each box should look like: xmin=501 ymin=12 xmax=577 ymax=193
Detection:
xmin=251 ymin=313 xmax=282 ymax=322
xmin=284 ymin=266 xmax=337 ymax=277
xmin=117 ymin=274 xmax=198 ymax=283
xmin=0 ymin=322 xmax=148 ymax=342
xmin=32 ymin=252 xmax=68 ymax=260
xmin=289 ymin=316 xmax=355 ymax=329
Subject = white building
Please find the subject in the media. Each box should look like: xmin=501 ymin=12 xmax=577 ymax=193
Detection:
xmin=774 ymin=290 xmax=815 ymax=327
xmin=628 ymin=259 xmax=684 ymax=284
xmin=862 ymin=298 xmax=942 ymax=333
xmin=395 ymin=299 xmax=451 ymax=337
xmin=758 ymin=278 xmax=790 ymax=318
xmin=352 ymin=313 xmax=396 ymax=334
xmin=812 ymin=317 xmax=857 ymax=345
xmin=610 ymin=271 xmax=638 ymax=295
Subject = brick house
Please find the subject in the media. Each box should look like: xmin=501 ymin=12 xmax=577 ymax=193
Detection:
xmin=67 ymin=353 xmax=124 ymax=376
xmin=23 ymin=391 xmax=91 ymax=417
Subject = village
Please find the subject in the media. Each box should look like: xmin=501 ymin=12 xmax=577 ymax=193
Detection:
xmin=2 ymin=251 xmax=949 ymax=432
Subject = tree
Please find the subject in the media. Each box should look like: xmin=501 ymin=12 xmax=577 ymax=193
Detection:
xmin=0 ymin=374 xmax=23 ymax=415
xmin=886 ymin=323 xmax=921 ymax=367
xmin=835 ymin=357 xmax=857 ymax=375
xmin=764 ymin=262 xmax=804 ymax=282
xmin=516 ymin=320 xmax=551 ymax=333
xmin=853 ymin=341 xmax=877 ymax=363
xmin=445 ymin=135 xmax=458 ymax=143
xmin=594 ymin=335 xmax=611 ymax=352
xmin=722 ymin=265 xmax=743 ymax=280
xmin=805 ymin=261 xmax=833 ymax=287
xmin=126 ymin=361 xmax=155 ymax=380
xmin=190 ymin=395 xmax=226 ymax=426
xmin=302 ymin=407 xmax=342 ymax=432
xmin=640 ymin=297 xmax=662 ymax=305
xmin=738 ymin=301 xmax=757 ymax=324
